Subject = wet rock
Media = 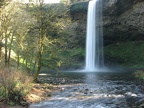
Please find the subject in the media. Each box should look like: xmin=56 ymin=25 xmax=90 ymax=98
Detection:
xmin=84 ymin=92 xmax=88 ymax=94
xmin=125 ymin=92 xmax=138 ymax=97
xmin=125 ymin=92 xmax=144 ymax=107
xmin=85 ymin=88 xmax=89 ymax=91
xmin=61 ymin=78 xmax=66 ymax=84
xmin=73 ymin=88 xmax=78 ymax=91
xmin=135 ymin=97 xmax=144 ymax=106
xmin=90 ymin=91 xmax=93 ymax=93
xmin=139 ymin=103 xmax=144 ymax=108
xmin=83 ymin=91 xmax=88 ymax=94
xmin=138 ymin=98 xmax=144 ymax=103
xmin=20 ymin=101 xmax=29 ymax=106
xmin=60 ymin=88 xmax=65 ymax=91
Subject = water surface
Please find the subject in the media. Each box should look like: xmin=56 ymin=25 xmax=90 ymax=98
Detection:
xmin=30 ymin=71 xmax=144 ymax=108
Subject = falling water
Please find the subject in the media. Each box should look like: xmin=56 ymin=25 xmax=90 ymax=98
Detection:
xmin=85 ymin=0 xmax=104 ymax=71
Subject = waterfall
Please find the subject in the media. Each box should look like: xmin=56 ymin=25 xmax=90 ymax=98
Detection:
xmin=85 ymin=0 xmax=104 ymax=71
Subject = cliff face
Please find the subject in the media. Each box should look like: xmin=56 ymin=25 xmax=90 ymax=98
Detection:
xmin=69 ymin=0 xmax=144 ymax=67
xmin=102 ymin=0 xmax=144 ymax=66
xmin=70 ymin=0 xmax=144 ymax=44
xmin=103 ymin=0 xmax=144 ymax=43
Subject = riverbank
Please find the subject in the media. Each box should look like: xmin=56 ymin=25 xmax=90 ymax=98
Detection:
xmin=0 ymin=82 xmax=60 ymax=108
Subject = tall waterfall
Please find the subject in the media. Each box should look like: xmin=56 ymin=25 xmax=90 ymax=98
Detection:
xmin=85 ymin=0 xmax=104 ymax=71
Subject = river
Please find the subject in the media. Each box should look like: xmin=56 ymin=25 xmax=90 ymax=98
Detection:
xmin=30 ymin=71 xmax=144 ymax=108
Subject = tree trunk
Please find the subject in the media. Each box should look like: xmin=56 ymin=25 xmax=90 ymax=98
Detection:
xmin=8 ymin=35 xmax=14 ymax=66
xmin=33 ymin=1 xmax=44 ymax=82
xmin=5 ymin=34 xmax=8 ymax=66
xmin=33 ymin=49 xmax=42 ymax=82
xmin=17 ymin=50 xmax=20 ymax=69
xmin=0 ymin=46 xmax=2 ymax=61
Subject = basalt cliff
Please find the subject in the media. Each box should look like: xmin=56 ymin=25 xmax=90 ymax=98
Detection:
xmin=69 ymin=0 xmax=144 ymax=67
xmin=70 ymin=0 xmax=144 ymax=44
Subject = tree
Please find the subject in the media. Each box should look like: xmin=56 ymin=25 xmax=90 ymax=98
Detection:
xmin=0 ymin=0 xmax=6 ymax=8
xmin=0 ymin=2 xmax=36 ymax=69
xmin=32 ymin=0 xmax=45 ymax=81
xmin=0 ymin=0 xmax=71 ymax=81
xmin=26 ymin=1 xmax=70 ymax=81
xmin=11 ymin=4 xmax=36 ymax=69
xmin=0 ymin=2 xmax=16 ymax=66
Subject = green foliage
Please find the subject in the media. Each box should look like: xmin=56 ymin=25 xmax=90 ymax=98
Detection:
xmin=0 ymin=0 xmax=7 ymax=8
xmin=0 ymin=2 xmax=71 ymax=74
xmin=0 ymin=1 xmax=85 ymax=72
xmin=24 ymin=3 xmax=71 ymax=80
xmin=59 ymin=48 xmax=85 ymax=68
xmin=105 ymin=41 xmax=144 ymax=68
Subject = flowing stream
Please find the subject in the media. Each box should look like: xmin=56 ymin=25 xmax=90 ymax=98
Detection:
xmin=30 ymin=72 xmax=144 ymax=108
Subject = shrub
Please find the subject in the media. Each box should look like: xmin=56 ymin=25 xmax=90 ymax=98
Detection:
xmin=134 ymin=70 xmax=144 ymax=80
xmin=0 ymin=66 xmax=33 ymax=105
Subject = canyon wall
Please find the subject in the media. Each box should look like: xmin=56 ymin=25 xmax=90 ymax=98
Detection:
xmin=70 ymin=0 xmax=144 ymax=44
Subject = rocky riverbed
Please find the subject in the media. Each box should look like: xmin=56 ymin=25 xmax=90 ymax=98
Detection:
xmin=29 ymin=72 xmax=144 ymax=108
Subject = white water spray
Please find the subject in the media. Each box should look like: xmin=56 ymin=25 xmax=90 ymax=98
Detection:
xmin=85 ymin=0 xmax=104 ymax=71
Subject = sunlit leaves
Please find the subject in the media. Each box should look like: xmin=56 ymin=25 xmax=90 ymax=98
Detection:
xmin=0 ymin=1 xmax=72 ymax=75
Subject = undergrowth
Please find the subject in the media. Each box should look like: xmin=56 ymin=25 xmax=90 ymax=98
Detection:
xmin=134 ymin=70 xmax=144 ymax=80
xmin=104 ymin=41 xmax=144 ymax=68
xmin=0 ymin=66 xmax=33 ymax=106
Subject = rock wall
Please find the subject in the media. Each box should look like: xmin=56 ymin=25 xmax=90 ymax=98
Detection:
xmin=70 ymin=0 xmax=144 ymax=45
xmin=103 ymin=0 xmax=144 ymax=44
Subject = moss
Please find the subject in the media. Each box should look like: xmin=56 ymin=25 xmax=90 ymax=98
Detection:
xmin=104 ymin=41 xmax=144 ymax=68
